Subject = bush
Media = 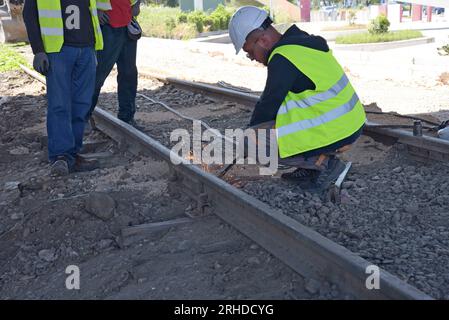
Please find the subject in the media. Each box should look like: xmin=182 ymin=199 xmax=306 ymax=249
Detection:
xmin=187 ymin=11 xmax=206 ymax=33
xmin=165 ymin=17 xmax=176 ymax=31
xmin=438 ymin=44 xmax=449 ymax=56
xmin=208 ymin=4 xmax=233 ymax=31
xmin=177 ymin=12 xmax=188 ymax=24
xmin=368 ymin=14 xmax=390 ymax=34
xmin=182 ymin=5 xmax=236 ymax=33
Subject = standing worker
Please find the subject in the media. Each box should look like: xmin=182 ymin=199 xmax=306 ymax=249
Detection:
xmin=87 ymin=0 xmax=142 ymax=128
xmin=229 ymin=6 xmax=366 ymax=186
xmin=23 ymin=0 xmax=103 ymax=176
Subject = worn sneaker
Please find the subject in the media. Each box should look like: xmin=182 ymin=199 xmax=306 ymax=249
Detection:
xmin=50 ymin=156 xmax=69 ymax=176
xmin=281 ymin=167 xmax=321 ymax=183
xmin=73 ymin=155 xmax=99 ymax=173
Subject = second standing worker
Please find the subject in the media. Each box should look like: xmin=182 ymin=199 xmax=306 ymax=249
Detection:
xmin=87 ymin=0 xmax=141 ymax=127
xmin=23 ymin=0 xmax=104 ymax=176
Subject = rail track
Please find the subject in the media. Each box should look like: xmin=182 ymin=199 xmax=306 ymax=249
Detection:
xmin=20 ymin=65 xmax=448 ymax=299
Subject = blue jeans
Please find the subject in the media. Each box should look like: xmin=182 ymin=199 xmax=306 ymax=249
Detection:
xmin=89 ymin=24 xmax=138 ymax=122
xmin=46 ymin=45 xmax=96 ymax=168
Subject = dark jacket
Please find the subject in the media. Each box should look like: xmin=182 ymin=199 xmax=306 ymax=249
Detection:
xmin=250 ymin=25 xmax=363 ymax=158
xmin=23 ymin=0 xmax=94 ymax=54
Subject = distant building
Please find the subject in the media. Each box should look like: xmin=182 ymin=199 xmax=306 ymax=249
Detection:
xmin=371 ymin=0 xmax=448 ymax=22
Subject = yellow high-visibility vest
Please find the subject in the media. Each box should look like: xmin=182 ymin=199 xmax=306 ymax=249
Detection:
xmin=36 ymin=0 xmax=104 ymax=53
xmin=269 ymin=44 xmax=366 ymax=158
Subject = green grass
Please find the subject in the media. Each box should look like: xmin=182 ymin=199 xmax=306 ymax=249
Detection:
xmin=138 ymin=4 xmax=236 ymax=40
xmin=138 ymin=5 xmax=196 ymax=40
xmin=335 ymin=30 xmax=423 ymax=44
xmin=0 ymin=43 xmax=29 ymax=73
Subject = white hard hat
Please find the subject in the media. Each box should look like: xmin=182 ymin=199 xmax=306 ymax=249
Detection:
xmin=229 ymin=6 xmax=268 ymax=54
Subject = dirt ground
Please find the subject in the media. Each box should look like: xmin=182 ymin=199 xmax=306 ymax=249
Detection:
xmin=3 ymin=30 xmax=449 ymax=299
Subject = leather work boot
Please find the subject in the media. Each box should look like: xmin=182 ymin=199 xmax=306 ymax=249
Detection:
xmin=73 ymin=155 xmax=99 ymax=173
xmin=50 ymin=156 xmax=70 ymax=176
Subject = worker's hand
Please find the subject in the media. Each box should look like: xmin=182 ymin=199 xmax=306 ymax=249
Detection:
xmin=131 ymin=0 xmax=140 ymax=17
xmin=33 ymin=52 xmax=49 ymax=76
xmin=98 ymin=10 xmax=110 ymax=25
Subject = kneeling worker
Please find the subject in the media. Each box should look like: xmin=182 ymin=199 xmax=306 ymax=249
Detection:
xmin=23 ymin=0 xmax=103 ymax=175
xmin=229 ymin=6 xmax=366 ymax=184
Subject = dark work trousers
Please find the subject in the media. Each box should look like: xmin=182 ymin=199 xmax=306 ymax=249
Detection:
xmin=247 ymin=120 xmax=363 ymax=170
xmin=88 ymin=24 xmax=138 ymax=123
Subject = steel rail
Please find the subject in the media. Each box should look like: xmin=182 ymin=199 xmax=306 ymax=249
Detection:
xmin=20 ymin=65 xmax=432 ymax=299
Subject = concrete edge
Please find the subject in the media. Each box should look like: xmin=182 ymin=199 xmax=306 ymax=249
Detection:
xmin=333 ymin=36 xmax=435 ymax=51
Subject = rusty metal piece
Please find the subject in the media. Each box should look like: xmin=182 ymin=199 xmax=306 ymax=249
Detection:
xmin=413 ymin=120 xmax=423 ymax=137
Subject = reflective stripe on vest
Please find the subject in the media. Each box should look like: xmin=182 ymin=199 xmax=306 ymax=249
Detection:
xmin=269 ymin=44 xmax=366 ymax=158
xmin=41 ymin=27 xmax=64 ymax=36
xmin=277 ymin=74 xmax=349 ymax=115
xmin=277 ymin=92 xmax=359 ymax=138
xmin=38 ymin=10 xmax=62 ymax=18
xmin=36 ymin=0 xmax=103 ymax=53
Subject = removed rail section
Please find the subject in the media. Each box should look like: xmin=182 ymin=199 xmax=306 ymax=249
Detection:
xmin=146 ymin=72 xmax=449 ymax=165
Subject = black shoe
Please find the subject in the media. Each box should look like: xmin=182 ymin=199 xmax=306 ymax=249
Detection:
xmin=72 ymin=155 xmax=99 ymax=173
xmin=320 ymin=156 xmax=346 ymax=184
xmin=281 ymin=168 xmax=321 ymax=183
xmin=50 ymin=156 xmax=70 ymax=176
xmin=126 ymin=119 xmax=145 ymax=131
